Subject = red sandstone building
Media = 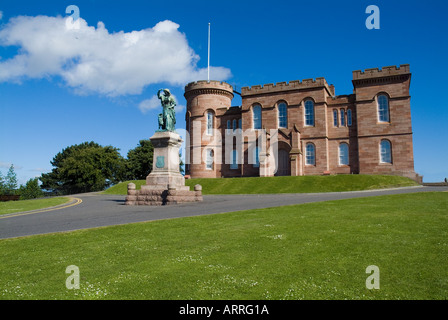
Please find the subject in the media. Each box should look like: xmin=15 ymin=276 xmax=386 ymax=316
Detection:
xmin=184 ymin=64 xmax=421 ymax=182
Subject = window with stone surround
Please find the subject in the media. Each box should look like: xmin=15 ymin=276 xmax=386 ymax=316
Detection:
xmin=339 ymin=143 xmax=349 ymax=165
xmin=347 ymin=109 xmax=352 ymax=126
xmin=333 ymin=109 xmax=338 ymax=127
xmin=340 ymin=109 xmax=346 ymax=127
xmin=253 ymin=105 xmax=262 ymax=129
xmin=206 ymin=111 xmax=213 ymax=135
xmin=278 ymin=102 xmax=288 ymax=128
xmin=230 ymin=149 xmax=238 ymax=169
xmin=305 ymin=143 xmax=316 ymax=165
xmin=253 ymin=147 xmax=260 ymax=168
xmin=380 ymin=140 xmax=392 ymax=164
xmin=304 ymin=100 xmax=315 ymax=126
xmin=377 ymin=94 xmax=390 ymax=123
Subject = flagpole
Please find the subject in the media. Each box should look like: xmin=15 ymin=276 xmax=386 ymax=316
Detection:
xmin=208 ymin=22 xmax=210 ymax=82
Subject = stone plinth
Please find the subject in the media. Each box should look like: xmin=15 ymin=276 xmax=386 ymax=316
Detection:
xmin=125 ymin=131 xmax=202 ymax=206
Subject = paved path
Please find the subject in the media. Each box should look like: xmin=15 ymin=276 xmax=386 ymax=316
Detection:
xmin=0 ymin=186 xmax=446 ymax=240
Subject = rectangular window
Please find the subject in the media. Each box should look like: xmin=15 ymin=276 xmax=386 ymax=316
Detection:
xmin=253 ymin=147 xmax=260 ymax=168
xmin=340 ymin=109 xmax=345 ymax=127
xmin=333 ymin=109 xmax=338 ymax=127
xmin=207 ymin=112 xmax=213 ymax=135
xmin=278 ymin=103 xmax=288 ymax=128
xmin=230 ymin=149 xmax=238 ymax=169
xmin=305 ymin=143 xmax=315 ymax=165
xmin=380 ymin=140 xmax=392 ymax=164
xmin=304 ymin=101 xmax=314 ymax=126
xmin=339 ymin=143 xmax=349 ymax=165
xmin=347 ymin=109 xmax=352 ymax=126
xmin=378 ymin=95 xmax=390 ymax=122
xmin=253 ymin=106 xmax=262 ymax=129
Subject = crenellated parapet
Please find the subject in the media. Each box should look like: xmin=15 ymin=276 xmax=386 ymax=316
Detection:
xmin=184 ymin=80 xmax=234 ymax=100
xmin=352 ymin=64 xmax=410 ymax=81
xmin=241 ymin=77 xmax=334 ymax=97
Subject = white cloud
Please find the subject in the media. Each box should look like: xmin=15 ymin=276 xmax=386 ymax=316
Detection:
xmin=175 ymin=104 xmax=185 ymax=113
xmin=138 ymin=96 xmax=160 ymax=114
xmin=0 ymin=15 xmax=231 ymax=96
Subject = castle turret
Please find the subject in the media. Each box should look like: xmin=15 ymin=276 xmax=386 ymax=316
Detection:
xmin=184 ymin=81 xmax=234 ymax=178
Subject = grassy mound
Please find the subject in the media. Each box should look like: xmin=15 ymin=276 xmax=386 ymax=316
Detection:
xmin=103 ymin=174 xmax=419 ymax=195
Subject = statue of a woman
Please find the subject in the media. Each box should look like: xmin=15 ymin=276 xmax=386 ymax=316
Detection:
xmin=157 ymin=89 xmax=176 ymax=132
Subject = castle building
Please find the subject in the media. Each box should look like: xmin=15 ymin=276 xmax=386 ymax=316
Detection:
xmin=184 ymin=64 xmax=421 ymax=182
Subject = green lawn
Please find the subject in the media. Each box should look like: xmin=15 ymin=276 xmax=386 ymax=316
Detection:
xmin=0 ymin=197 xmax=71 ymax=216
xmin=103 ymin=174 xmax=419 ymax=195
xmin=0 ymin=192 xmax=446 ymax=300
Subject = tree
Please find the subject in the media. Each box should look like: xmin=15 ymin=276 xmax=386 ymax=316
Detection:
xmin=125 ymin=139 xmax=154 ymax=180
xmin=19 ymin=177 xmax=44 ymax=200
xmin=0 ymin=171 xmax=5 ymax=195
xmin=40 ymin=141 xmax=126 ymax=195
xmin=3 ymin=164 xmax=18 ymax=195
xmin=179 ymin=153 xmax=184 ymax=175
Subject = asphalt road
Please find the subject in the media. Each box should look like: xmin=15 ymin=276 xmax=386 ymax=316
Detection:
xmin=0 ymin=185 xmax=446 ymax=240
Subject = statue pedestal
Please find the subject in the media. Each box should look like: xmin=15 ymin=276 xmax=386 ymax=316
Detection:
xmin=125 ymin=131 xmax=202 ymax=206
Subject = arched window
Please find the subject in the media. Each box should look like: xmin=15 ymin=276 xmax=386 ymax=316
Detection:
xmin=339 ymin=143 xmax=349 ymax=165
xmin=305 ymin=143 xmax=316 ymax=165
xmin=380 ymin=140 xmax=392 ymax=164
xmin=206 ymin=111 xmax=213 ymax=135
xmin=253 ymin=105 xmax=262 ymax=129
xmin=232 ymin=119 xmax=237 ymax=132
xmin=238 ymin=119 xmax=242 ymax=130
xmin=347 ymin=109 xmax=352 ymax=126
xmin=278 ymin=102 xmax=288 ymax=128
xmin=333 ymin=109 xmax=338 ymax=127
xmin=206 ymin=149 xmax=214 ymax=170
xmin=340 ymin=109 xmax=346 ymax=127
xmin=304 ymin=100 xmax=315 ymax=126
xmin=378 ymin=95 xmax=390 ymax=122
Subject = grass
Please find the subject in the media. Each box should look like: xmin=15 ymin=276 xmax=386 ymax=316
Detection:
xmin=103 ymin=174 xmax=419 ymax=195
xmin=0 ymin=192 xmax=447 ymax=300
xmin=0 ymin=197 xmax=71 ymax=216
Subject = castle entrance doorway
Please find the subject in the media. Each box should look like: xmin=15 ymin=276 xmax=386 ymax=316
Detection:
xmin=275 ymin=149 xmax=290 ymax=176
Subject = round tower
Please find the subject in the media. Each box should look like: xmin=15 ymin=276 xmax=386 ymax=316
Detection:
xmin=184 ymin=81 xmax=234 ymax=178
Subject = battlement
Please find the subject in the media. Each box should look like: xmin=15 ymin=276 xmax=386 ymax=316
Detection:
xmin=184 ymin=80 xmax=234 ymax=101
xmin=241 ymin=77 xmax=334 ymax=96
xmin=352 ymin=64 xmax=410 ymax=80
xmin=185 ymin=80 xmax=234 ymax=92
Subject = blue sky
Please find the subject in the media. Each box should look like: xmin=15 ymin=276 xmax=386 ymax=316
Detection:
xmin=0 ymin=0 xmax=447 ymax=184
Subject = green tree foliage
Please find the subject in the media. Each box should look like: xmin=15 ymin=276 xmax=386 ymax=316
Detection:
xmin=40 ymin=141 xmax=125 ymax=195
xmin=19 ymin=177 xmax=44 ymax=200
xmin=2 ymin=164 xmax=18 ymax=195
xmin=125 ymin=139 xmax=154 ymax=180
xmin=0 ymin=171 xmax=5 ymax=195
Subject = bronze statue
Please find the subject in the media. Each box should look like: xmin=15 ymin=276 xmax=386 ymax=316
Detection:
xmin=157 ymin=89 xmax=176 ymax=132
